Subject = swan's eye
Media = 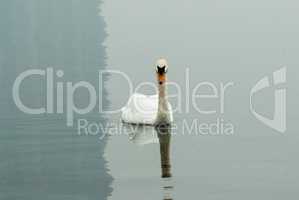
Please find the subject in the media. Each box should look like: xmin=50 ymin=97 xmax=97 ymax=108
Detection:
xmin=156 ymin=65 xmax=160 ymax=72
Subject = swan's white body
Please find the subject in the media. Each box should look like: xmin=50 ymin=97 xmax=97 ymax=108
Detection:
xmin=121 ymin=58 xmax=172 ymax=125
xmin=121 ymin=93 xmax=173 ymax=125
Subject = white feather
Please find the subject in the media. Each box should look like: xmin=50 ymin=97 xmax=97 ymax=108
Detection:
xmin=121 ymin=93 xmax=173 ymax=125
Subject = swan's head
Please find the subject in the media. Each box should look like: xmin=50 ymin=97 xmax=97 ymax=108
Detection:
xmin=156 ymin=58 xmax=168 ymax=85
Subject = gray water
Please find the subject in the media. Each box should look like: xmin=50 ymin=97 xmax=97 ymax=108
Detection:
xmin=103 ymin=0 xmax=299 ymax=200
xmin=1 ymin=0 xmax=299 ymax=200
xmin=0 ymin=1 xmax=112 ymax=199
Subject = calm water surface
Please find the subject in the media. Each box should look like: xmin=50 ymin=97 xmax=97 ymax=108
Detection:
xmin=0 ymin=1 xmax=112 ymax=199
xmin=1 ymin=0 xmax=299 ymax=200
xmin=103 ymin=0 xmax=299 ymax=200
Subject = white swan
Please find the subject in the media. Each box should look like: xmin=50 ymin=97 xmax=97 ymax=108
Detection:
xmin=121 ymin=58 xmax=173 ymax=125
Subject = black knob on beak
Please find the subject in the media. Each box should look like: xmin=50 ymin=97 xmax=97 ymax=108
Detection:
xmin=157 ymin=65 xmax=167 ymax=75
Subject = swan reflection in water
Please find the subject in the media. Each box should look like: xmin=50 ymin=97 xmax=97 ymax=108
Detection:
xmin=156 ymin=124 xmax=173 ymax=200
xmin=155 ymin=124 xmax=172 ymax=178
xmin=124 ymin=123 xmax=174 ymax=200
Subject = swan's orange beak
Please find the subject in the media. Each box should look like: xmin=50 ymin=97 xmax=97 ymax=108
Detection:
xmin=158 ymin=73 xmax=166 ymax=85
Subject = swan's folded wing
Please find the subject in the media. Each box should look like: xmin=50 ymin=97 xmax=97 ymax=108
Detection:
xmin=121 ymin=94 xmax=158 ymax=125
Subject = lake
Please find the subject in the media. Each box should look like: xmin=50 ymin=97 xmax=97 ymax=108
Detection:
xmin=1 ymin=0 xmax=299 ymax=200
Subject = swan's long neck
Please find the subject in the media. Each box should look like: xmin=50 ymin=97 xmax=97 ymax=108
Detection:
xmin=158 ymin=78 xmax=168 ymax=113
